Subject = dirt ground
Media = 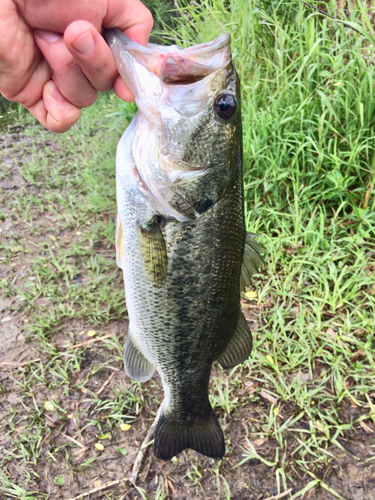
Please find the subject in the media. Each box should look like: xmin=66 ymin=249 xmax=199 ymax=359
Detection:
xmin=2 ymin=305 xmax=375 ymax=499
xmin=1 ymin=116 xmax=375 ymax=500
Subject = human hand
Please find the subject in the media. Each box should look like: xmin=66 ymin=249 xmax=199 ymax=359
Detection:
xmin=0 ymin=0 xmax=153 ymax=132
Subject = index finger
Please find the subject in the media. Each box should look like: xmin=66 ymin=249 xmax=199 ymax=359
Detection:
xmin=0 ymin=0 xmax=39 ymax=102
xmin=104 ymin=0 xmax=154 ymax=101
xmin=65 ymin=0 xmax=153 ymax=101
xmin=104 ymin=0 xmax=153 ymax=46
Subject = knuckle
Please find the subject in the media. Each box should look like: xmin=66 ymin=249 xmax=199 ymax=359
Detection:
xmin=68 ymin=87 xmax=97 ymax=108
xmin=80 ymin=59 xmax=116 ymax=92
xmin=0 ymin=89 xmax=15 ymax=102
xmin=49 ymin=119 xmax=75 ymax=133
xmin=1 ymin=86 xmax=39 ymax=109
xmin=89 ymin=70 xmax=115 ymax=92
xmin=47 ymin=122 xmax=64 ymax=133
xmin=48 ymin=109 xmax=81 ymax=133
xmin=144 ymin=9 xmax=154 ymax=31
xmin=59 ymin=54 xmax=78 ymax=73
xmin=80 ymin=92 xmax=97 ymax=108
xmin=49 ymin=49 xmax=77 ymax=75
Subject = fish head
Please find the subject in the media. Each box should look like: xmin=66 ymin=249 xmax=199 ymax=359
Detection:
xmin=106 ymin=30 xmax=241 ymax=219
xmin=159 ymin=34 xmax=241 ymax=173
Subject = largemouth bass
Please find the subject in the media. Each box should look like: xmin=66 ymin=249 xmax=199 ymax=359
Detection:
xmin=106 ymin=29 xmax=264 ymax=461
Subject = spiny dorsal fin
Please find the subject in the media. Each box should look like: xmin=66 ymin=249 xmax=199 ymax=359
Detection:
xmin=124 ymin=330 xmax=155 ymax=382
xmin=115 ymin=214 xmax=125 ymax=270
xmin=240 ymin=232 xmax=265 ymax=290
xmin=217 ymin=311 xmax=253 ymax=369
xmin=138 ymin=218 xmax=168 ymax=287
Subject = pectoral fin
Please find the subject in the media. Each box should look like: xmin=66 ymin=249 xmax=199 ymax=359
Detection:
xmin=240 ymin=232 xmax=265 ymax=290
xmin=124 ymin=331 xmax=155 ymax=382
xmin=115 ymin=214 xmax=125 ymax=270
xmin=218 ymin=312 xmax=253 ymax=369
xmin=138 ymin=218 xmax=168 ymax=287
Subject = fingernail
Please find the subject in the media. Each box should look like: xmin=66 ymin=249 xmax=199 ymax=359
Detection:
xmin=72 ymin=32 xmax=95 ymax=55
xmin=36 ymin=29 xmax=61 ymax=43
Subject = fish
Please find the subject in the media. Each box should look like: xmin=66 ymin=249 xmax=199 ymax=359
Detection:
xmin=105 ymin=29 xmax=265 ymax=461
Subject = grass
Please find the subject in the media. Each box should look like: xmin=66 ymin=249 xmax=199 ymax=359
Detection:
xmin=1 ymin=0 xmax=375 ymax=498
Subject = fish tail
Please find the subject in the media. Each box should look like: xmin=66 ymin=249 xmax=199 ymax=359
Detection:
xmin=154 ymin=407 xmax=225 ymax=461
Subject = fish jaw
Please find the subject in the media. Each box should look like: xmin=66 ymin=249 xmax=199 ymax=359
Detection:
xmin=105 ymin=30 xmax=162 ymax=118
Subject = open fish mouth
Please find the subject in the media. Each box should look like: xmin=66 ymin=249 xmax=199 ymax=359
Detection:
xmin=105 ymin=29 xmax=231 ymax=91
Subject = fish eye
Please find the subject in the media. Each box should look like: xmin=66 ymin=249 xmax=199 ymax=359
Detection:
xmin=214 ymin=94 xmax=236 ymax=121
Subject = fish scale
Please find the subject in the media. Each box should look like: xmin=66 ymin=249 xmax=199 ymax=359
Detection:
xmin=106 ymin=29 xmax=265 ymax=460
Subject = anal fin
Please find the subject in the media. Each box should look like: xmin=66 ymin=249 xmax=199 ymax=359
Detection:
xmin=218 ymin=312 xmax=253 ymax=369
xmin=240 ymin=232 xmax=265 ymax=290
xmin=124 ymin=331 xmax=154 ymax=382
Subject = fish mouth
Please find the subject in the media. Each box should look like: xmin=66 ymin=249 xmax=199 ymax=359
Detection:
xmin=105 ymin=29 xmax=231 ymax=87
xmin=159 ymin=34 xmax=231 ymax=84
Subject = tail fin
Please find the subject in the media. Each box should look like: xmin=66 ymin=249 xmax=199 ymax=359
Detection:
xmin=154 ymin=408 xmax=225 ymax=461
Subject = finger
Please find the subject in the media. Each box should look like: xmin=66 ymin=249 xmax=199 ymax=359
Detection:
xmin=34 ymin=29 xmax=97 ymax=108
xmin=113 ymin=76 xmax=135 ymax=103
xmin=104 ymin=0 xmax=154 ymax=46
xmin=0 ymin=0 xmax=40 ymax=100
xmin=15 ymin=0 xmax=152 ymax=45
xmin=1 ymin=41 xmax=79 ymax=132
xmin=1 ymin=52 xmax=49 ymax=108
xmin=64 ymin=20 xmax=118 ymax=92
xmin=13 ymin=0 xmax=106 ymax=33
xmin=103 ymin=0 xmax=153 ymax=102
xmin=28 ymin=80 xmax=81 ymax=133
